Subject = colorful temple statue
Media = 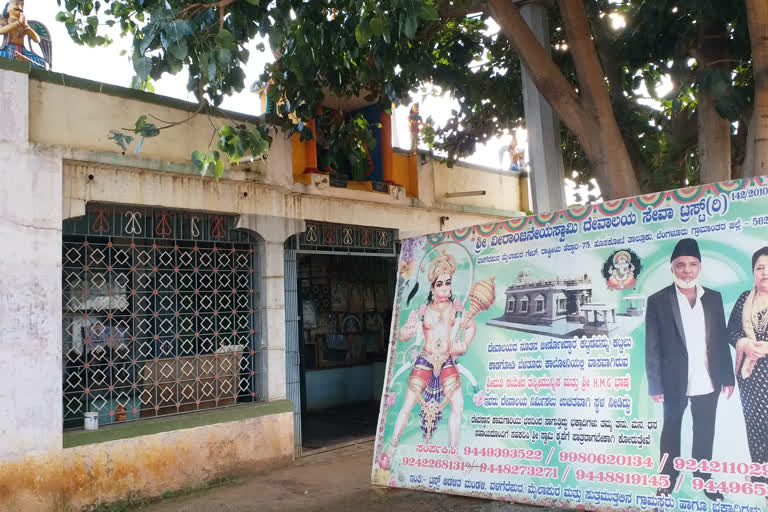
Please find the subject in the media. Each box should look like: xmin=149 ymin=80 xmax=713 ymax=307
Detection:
xmin=408 ymin=103 xmax=423 ymax=153
xmin=508 ymin=133 xmax=526 ymax=172
xmin=0 ymin=0 xmax=52 ymax=70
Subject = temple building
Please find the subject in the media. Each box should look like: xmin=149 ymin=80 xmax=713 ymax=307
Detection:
xmin=0 ymin=55 xmax=529 ymax=509
xmin=500 ymin=270 xmax=592 ymax=325
xmin=487 ymin=270 xmax=593 ymax=337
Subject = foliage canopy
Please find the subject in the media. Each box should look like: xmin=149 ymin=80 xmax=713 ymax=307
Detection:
xmin=56 ymin=0 xmax=753 ymax=196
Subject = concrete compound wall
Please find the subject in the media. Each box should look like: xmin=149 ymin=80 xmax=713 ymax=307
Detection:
xmin=430 ymin=159 xmax=525 ymax=213
xmin=0 ymin=410 xmax=293 ymax=512
xmin=29 ymin=78 xmax=251 ymax=170
xmin=30 ymin=73 xmax=526 ymax=220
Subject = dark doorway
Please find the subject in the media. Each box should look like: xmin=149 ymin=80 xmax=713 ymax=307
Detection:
xmin=296 ymin=253 xmax=396 ymax=450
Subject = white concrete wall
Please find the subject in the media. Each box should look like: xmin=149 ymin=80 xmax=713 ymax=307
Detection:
xmin=432 ymin=160 xmax=523 ymax=213
xmin=0 ymin=69 xmax=63 ymax=461
xmin=29 ymin=80 xmax=256 ymax=171
xmin=60 ymin=161 xmax=506 ymax=239
xmin=29 ymin=78 xmax=526 ymax=218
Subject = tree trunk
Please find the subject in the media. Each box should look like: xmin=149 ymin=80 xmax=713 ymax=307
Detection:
xmin=557 ymin=0 xmax=640 ymax=199
xmin=588 ymin=127 xmax=639 ymax=200
xmin=697 ymin=92 xmax=731 ymax=184
xmin=747 ymin=0 xmax=768 ymax=176
xmin=742 ymin=110 xmax=756 ymax=178
xmin=696 ymin=19 xmax=731 ymax=184
xmin=486 ymin=0 xmax=640 ymax=200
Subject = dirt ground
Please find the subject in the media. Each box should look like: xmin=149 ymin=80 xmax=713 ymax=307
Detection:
xmin=137 ymin=441 xmax=554 ymax=512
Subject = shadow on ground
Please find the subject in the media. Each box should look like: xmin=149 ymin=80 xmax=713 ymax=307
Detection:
xmin=137 ymin=442 xmax=556 ymax=512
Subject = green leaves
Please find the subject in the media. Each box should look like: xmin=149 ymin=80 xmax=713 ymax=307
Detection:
xmin=356 ymin=10 xmax=392 ymax=46
xmin=355 ymin=23 xmax=371 ymax=46
xmin=191 ymin=150 xmax=207 ymax=171
xmin=217 ymin=125 xmax=244 ymax=162
xmin=314 ymin=109 xmax=377 ymax=181
xmin=250 ymin=130 xmax=271 ymax=157
xmin=108 ymin=130 xmax=134 ymax=152
xmin=369 ymin=16 xmax=386 ymax=36
xmin=134 ymin=115 xmax=160 ymax=137
xmin=216 ymin=124 xmax=272 ymax=163
xmin=160 ymin=20 xmax=192 ymax=62
xmin=138 ymin=23 xmax=158 ymax=54
xmin=217 ymin=48 xmax=233 ymax=65
xmin=216 ymin=29 xmax=237 ymax=51
xmin=402 ymin=15 xmax=419 ymax=39
xmin=58 ymin=0 xmax=755 ymax=196
xmin=133 ymin=56 xmax=152 ymax=81
xmin=192 ymin=150 xmax=224 ymax=179
xmin=168 ymin=39 xmax=188 ymax=60
xmin=162 ymin=19 xmax=193 ymax=46
xmin=419 ymin=4 xmax=438 ymax=21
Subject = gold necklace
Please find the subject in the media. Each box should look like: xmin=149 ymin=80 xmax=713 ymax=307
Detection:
xmin=753 ymin=292 xmax=768 ymax=334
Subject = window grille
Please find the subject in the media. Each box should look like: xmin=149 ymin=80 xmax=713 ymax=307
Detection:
xmin=296 ymin=221 xmax=397 ymax=255
xmin=62 ymin=205 xmax=262 ymax=429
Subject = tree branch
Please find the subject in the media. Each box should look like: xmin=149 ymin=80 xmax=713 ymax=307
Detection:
xmin=557 ymin=0 xmax=609 ymax=114
xmin=486 ymin=0 xmax=597 ymax=153
xmin=589 ymin=12 xmax=622 ymax=104
xmin=175 ymin=0 xmax=234 ymax=20
xmin=126 ymin=80 xmax=208 ymax=133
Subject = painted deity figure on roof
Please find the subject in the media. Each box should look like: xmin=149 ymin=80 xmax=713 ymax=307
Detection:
xmin=0 ymin=0 xmax=51 ymax=69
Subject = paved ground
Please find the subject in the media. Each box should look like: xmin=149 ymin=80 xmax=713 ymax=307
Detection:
xmin=137 ymin=441 xmax=552 ymax=512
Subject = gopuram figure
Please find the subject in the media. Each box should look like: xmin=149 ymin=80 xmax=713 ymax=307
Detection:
xmin=0 ymin=0 xmax=52 ymax=70
xmin=408 ymin=103 xmax=423 ymax=153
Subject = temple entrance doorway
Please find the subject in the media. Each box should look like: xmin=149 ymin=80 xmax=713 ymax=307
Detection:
xmin=285 ymin=222 xmax=398 ymax=455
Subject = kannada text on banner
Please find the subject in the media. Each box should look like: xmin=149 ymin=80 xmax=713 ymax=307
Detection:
xmin=371 ymin=178 xmax=768 ymax=512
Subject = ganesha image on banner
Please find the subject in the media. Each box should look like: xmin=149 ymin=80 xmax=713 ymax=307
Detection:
xmin=603 ymin=248 xmax=642 ymax=291
xmin=379 ymin=245 xmax=495 ymax=469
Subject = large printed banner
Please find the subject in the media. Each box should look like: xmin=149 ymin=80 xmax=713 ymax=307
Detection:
xmin=371 ymin=178 xmax=768 ymax=511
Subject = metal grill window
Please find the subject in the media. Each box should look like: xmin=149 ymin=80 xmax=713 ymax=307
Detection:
xmin=62 ymin=205 xmax=262 ymax=429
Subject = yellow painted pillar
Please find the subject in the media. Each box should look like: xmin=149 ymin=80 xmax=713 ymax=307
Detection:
xmin=407 ymin=153 xmax=419 ymax=198
xmin=380 ymin=111 xmax=393 ymax=183
xmin=304 ymin=119 xmax=319 ymax=173
xmin=520 ymin=173 xmax=531 ymax=213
